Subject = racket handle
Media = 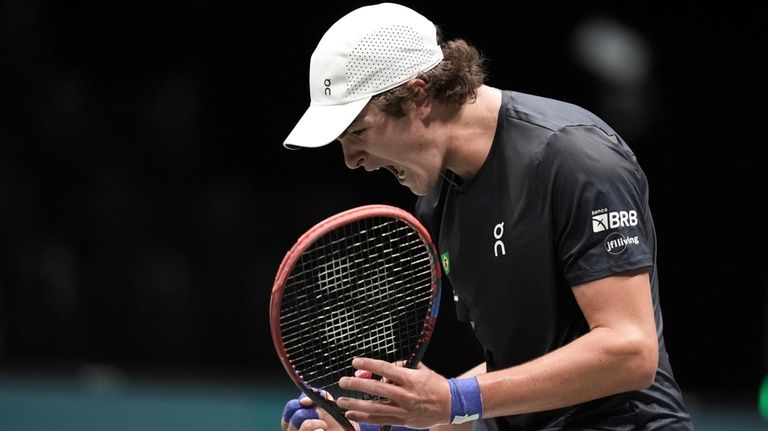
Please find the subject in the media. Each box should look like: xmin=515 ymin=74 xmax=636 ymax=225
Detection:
xmin=327 ymin=408 xmax=355 ymax=431
xmin=321 ymin=402 xmax=355 ymax=431
xmin=299 ymin=386 xmax=355 ymax=431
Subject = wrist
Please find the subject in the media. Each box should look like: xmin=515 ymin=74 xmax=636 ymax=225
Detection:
xmin=447 ymin=376 xmax=483 ymax=424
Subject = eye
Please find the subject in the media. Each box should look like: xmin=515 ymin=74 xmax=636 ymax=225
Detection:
xmin=351 ymin=128 xmax=366 ymax=136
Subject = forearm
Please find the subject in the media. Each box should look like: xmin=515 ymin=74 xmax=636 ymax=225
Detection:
xmin=477 ymin=326 xmax=657 ymax=417
xmin=458 ymin=362 xmax=486 ymax=378
xmin=430 ymin=420 xmax=472 ymax=431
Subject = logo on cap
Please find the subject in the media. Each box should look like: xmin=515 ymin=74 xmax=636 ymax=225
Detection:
xmin=324 ymin=78 xmax=331 ymax=96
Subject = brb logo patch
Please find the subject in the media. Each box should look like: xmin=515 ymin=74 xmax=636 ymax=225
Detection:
xmin=592 ymin=208 xmax=638 ymax=233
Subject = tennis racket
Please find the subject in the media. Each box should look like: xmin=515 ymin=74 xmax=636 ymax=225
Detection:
xmin=270 ymin=204 xmax=442 ymax=431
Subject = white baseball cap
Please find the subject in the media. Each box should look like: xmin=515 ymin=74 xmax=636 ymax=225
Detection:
xmin=283 ymin=3 xmax=444 ymax=149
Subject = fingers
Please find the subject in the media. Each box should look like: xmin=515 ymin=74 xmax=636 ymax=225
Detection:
xmin=337 ymin=358 xmax=446 ymax=428
xmin=284 ymin=398 xmax=303 ymax=422
xmin=350 ymin=357 xmax=408 ymax=384
xmin=282 ymin=389 xmax=346 ymax=431
xmin=297 ymin=419 xmax=328 ymax=431
xmin=339 ymin=375 xmax=400 ymax=400
xmin=289 ymin=418 xmax=328 ymax=431
xmin=283 ymin=391 xmax=328 ymax=431
xmin=340 ymin=357 xmax=420 ymax=397
xmin=286 ymin=407 xmax=321 ymax=430
xmin=300 ymin=389 xmax=331 ymax=406
xmin=337 ymin=369 xmax=408 ymax=424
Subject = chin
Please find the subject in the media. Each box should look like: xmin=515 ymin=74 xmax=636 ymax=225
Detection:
xmin=407 ymin=182 xmax=432 ymax=196
xmin=403 ymin=175 xmax=437 ymax=196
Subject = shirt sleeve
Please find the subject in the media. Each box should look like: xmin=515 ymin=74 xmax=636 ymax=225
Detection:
xmin=541 ymin=125 xmax=654 ymax=286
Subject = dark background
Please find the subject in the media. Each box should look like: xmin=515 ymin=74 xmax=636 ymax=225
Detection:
xmin=0 ymin=0 xmax=765 ymax=407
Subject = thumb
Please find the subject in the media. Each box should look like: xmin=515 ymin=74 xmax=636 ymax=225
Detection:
xmin=300 ymin=389 xmax=333 ymax=407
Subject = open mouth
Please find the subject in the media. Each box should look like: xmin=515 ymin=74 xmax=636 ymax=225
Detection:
xmin=386 ymin=165 xmax=406 ymax=183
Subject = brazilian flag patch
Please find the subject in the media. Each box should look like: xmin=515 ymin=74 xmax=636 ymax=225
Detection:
xmin=440 ymin=251 xmax=450 ymax=275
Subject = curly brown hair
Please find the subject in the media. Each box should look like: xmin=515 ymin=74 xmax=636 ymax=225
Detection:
xmin=369 ymin=27 xmax=487 ymax=117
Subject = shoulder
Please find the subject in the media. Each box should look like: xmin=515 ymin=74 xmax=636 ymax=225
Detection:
xmin=501 ymin=90 xmax=619 ymax=136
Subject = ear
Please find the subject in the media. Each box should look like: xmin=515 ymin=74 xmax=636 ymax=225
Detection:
xmin=405 ymin=79 xmax=431 ymax=116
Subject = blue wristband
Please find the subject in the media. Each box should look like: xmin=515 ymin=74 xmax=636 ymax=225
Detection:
xmin=448 ymin=377 xmax=483 ymax=424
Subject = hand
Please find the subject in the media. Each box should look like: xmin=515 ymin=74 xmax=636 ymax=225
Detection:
xmin=337 ymin=358 xmax=451 ymax=428
xmin=281 ymin=391 xmax=361 ymax=431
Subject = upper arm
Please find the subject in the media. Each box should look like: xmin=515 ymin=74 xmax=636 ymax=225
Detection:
xmin=572 ymin=268 xmax=657 ymax=343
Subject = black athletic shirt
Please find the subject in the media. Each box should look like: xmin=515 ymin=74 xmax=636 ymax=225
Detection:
xmin=415 ymin=91 xmax=693 ymax=430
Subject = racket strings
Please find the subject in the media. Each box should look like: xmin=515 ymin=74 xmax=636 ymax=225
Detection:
xmin=280 ymin=216 xmax=435 ymax=396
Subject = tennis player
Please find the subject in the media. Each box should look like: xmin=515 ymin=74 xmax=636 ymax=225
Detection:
xmin=280 ymin=3 xmax=694 ymax=430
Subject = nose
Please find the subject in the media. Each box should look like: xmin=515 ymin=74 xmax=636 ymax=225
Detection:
xmin=340 ymin=142 xmax=365 ymax=170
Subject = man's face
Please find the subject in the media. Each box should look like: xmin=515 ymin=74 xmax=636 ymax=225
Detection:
xmin=336 ymin=104 xmax=440 ymax=196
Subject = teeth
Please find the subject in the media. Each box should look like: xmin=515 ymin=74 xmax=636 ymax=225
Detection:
xmin=396 ymin=169 xmax=406 ymax=182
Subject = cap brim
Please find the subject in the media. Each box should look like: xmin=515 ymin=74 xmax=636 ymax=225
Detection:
xmin=283 ymin=97 xmax=371 ymax=149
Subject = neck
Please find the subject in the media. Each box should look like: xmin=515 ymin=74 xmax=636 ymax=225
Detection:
xmin=442 ymin=85 xmax=502 ymax=183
